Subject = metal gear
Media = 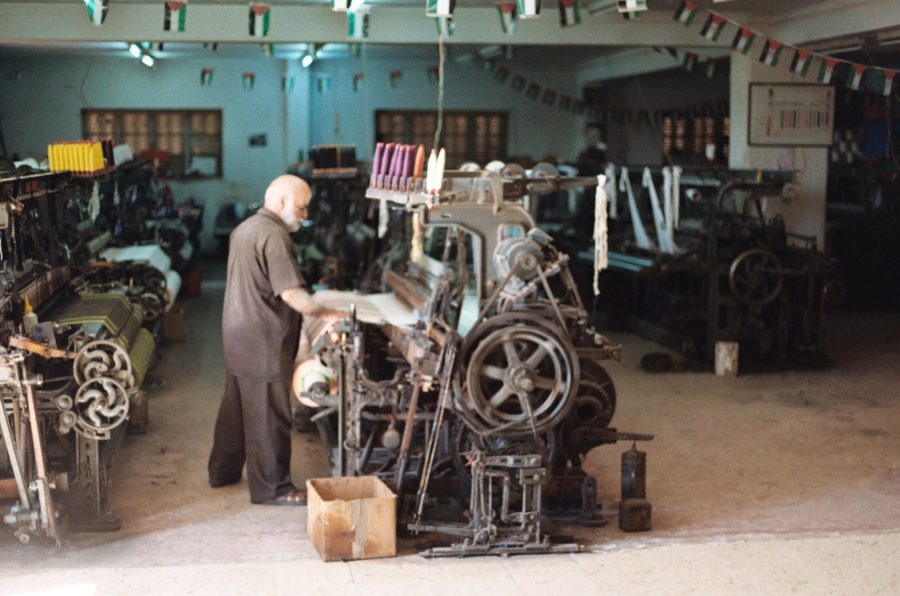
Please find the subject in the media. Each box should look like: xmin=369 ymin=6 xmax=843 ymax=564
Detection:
xmin=73 ymin=339 xmax=134 ymax=389
xmin=729 ymin=248 xmax=784 ymax=306
xmin=74 ymin=377 xmax=129 ymax=439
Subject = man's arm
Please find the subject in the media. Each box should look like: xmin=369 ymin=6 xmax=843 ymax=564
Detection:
xmin=280 ymin=287 xmax=344 ymax=319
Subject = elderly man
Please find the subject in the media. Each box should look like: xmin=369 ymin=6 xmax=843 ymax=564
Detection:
xmin=208 ymin=174 xmax=339 ymax=505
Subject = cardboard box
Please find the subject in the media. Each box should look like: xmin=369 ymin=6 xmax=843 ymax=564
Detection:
xmin=306 ymin=476 xmax=397 ymax=562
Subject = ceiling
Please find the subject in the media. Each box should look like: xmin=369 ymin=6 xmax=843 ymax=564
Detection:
xmin=0 ymin=0 xmax=829 ymax=13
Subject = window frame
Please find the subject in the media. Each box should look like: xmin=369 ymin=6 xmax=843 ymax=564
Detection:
xmin=374 ymin=109 xmax=509 ymax=168
xmin=81 ymin=108 xmax=223 ymax=179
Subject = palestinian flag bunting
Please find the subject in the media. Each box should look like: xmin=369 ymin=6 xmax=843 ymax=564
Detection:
xmin=352 ymin=72 xmax=365 ymax=92
xmin=249 ymin=3 xmax=270 ymax=37
xmin=348 ymin=10 xmax=369 ymax=39
xmin=759 ymin=39 xmax=784 ymax=67
xmin=261 ymin=43 xmax=274 ymax=58
xmin=525 ymin=82 xmax=542 ymax=99
xmin=875 ymin=69 xmax=896 ymax=97
xmin=164 ymin=2 xmax=187 ymax=32
xmin=516 ymin=0 xmax=541 ymax=18
xmin=542 ymin=89 xmax=558 ymax=107
xmin=617 ymin=0 xmax=647 ymax=12
xmin=242 ymin=72 xmax=255 ymax=90
xmin=282 ymin=76 xmax=295 ymax=94
xmin=390 ymin=70 xmax=402 ymax=88
xmin=731 ymin=27 xmax=756 ymax=54
xmin=674 ymin=1 xmax=698 ymax=26
xmin=435 ymin=16 xmax=455 ymax=36
xmin=427 ymin=66 xmax=439 ymax=84
xmin=699 ymin=13 xmax=727 ymax=42
xmin=203 ymin=42 xmax=218 ymax=51
xmin=790 ymin=49 xmax=813 ymax=77
xmin=622 ymin=10 xmax=640 ymax=20
xmin=426 ymin=0 xmax=456 ymax=18
xmin=817 ymin=57 xmax=839 ymax=84
xmin=705 ymin=58 xmax=720 ymax=79
xmin=558 ymin=0 xmax=581 ymax=27
xmin=683 ymin=52 xmax=698 ymax=72
xmin=846 ymin=63 xmax=867 ymax=90
xmin=84 ymin=0 xmax=109 ymax=26
xmin=559 ymin=95 xmax=573 ymax=112
xmin=511 ymin=74 xmax=526 ymax=91
xmin=497 ymin=3 xmax=517 ymax=35
xmin=200 ymin=68 xmax=214 ymax=86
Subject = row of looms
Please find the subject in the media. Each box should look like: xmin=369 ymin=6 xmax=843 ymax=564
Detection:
xmin=0 ymin=160 xmax=199 ymax=547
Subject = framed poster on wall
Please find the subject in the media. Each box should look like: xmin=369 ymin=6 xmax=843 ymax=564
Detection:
xmin=748 ymin=83 xmax=835 ymax=147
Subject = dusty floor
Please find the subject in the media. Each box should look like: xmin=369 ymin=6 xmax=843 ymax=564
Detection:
xmin=1 ymin=264 xmax=898 ymax=594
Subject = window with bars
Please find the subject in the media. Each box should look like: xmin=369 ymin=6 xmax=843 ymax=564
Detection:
xmin=375 ymin=110 xmax=508 ymax=169
xmin=662 ymin=114 xmax=729 ymax=162
xmin=82 ymin=109 xmax=222 ymax=178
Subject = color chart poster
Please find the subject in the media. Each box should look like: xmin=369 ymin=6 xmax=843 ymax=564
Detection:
xmin=748 ymin=83 xmax=835 ymax=147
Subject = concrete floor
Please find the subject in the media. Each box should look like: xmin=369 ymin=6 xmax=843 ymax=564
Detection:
xmin=1 ymin=264 xmax=898 ymax=594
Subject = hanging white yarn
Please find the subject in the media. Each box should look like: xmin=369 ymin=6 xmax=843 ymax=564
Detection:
xmin=593 ymin=174 xmax=609 ymax=296
xmin=621 ymin=168 xmax=653 ymax=250
xmin=377 ymin=199 xmax=389 ymax=239
xmin=643 ymin=167 xmax=675 ymax=254
xmin=605 ymin=163 xmax=618 ymax=219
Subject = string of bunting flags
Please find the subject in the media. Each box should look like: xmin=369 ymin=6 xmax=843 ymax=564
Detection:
xmin=673 ymin=0 xmax=897 ymax=97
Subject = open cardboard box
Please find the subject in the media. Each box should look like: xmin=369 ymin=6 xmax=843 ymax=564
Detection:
xmin=306 ymin=476 xmax=397 ymax=562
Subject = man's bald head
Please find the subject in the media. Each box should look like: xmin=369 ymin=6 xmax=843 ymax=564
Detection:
xmin=264 ymin=175 xmax=311 ymax=232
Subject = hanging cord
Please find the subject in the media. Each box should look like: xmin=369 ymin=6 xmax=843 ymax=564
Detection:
xmin=362 ymin=42 xmax=373 ymax=152
xmin=433 ymin=32 xmax=446 ymax=149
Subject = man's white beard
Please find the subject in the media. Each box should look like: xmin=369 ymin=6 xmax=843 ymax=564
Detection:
xmin=280 ymin=208 xmax=300 ymax=232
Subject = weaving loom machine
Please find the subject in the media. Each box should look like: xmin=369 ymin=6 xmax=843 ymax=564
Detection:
xmin=0 ymin=171 xmax=157 ymax=546
xmin=296 ymin=168 xmax=653 ymax=557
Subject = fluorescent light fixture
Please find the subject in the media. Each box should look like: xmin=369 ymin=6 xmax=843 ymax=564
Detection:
xmin=301 ymin=54 xmax=314 ymax=68
xmin=478 ymin=45 xmax=503 ymax=60
xmin=141 ymin=54 xmax=155 ymax=67
xmin=128 ymin=43 xmax=141 ymax=57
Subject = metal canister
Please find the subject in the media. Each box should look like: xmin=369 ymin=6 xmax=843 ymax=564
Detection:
xmin=621 ymin=444 xmax=646 ymax=500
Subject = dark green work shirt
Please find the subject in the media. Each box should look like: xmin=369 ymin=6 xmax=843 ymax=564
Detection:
xmin=222 ymin=208 xmax=305 ymax=379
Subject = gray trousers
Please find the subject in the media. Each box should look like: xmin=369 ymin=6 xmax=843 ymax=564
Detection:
xmin=208 ymin=373 xmax=293 ymax=502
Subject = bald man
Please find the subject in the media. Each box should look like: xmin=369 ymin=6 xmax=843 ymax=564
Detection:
xmin=208 ymin=175 xmax=340 ymax=505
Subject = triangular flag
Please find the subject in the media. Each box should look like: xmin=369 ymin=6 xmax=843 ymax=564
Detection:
xmin=390 ymin=70 xmax=403 ymax=88
xmin=759 ymin=39 xmax=784 ymax=67
xmin=426 ymin=0 xmax=456 ymax=18
xmin=790 ymin=49 xmax=813 ymax=77
xmin=874 ymin=69 xmax=897 ymax=97
xmin=525 ymin=82 xmax=541 ymax=99
xmin=699 ymin=12 xmax=726 ymax=42
xmin=249 ymin=3 xmax=270 ymax=38
xmin=493 ymin=66 xmax=511 ymax=83
xmin=846 ymin=63 xmax=867 ymax=91
xmin=705 ymin=58 xmax=720 ymax=79
xmin=316 ymin=75 xmax=332 ymax=93
xmin=242 ymin=71 xmax=255 ymax=90
xmin=731 ymin=27 xmax=756 ymax=54
xmin=203 ymin=42 xmax=218 ymax=51
xmin=282 ymin=76 xmax=295 ymax=94
xmin=435 ymin=16 xmax=455 ymax=36
xmin=427 ymin=65 xmax=439 ymax=84
xmin=559 ymin=95 xmax=573 ymax=112
xmin=352 ymin=72 xmax=365 ymax=92
xmin=164 ymin=1 xmax=187 ymax=32
xmin=497 ymin=3 xmax=517 ymax=35
xmin=511 ymin=74 xmax=526 ymax=91
xmin=817 ymin=57 xmax=839 ymax=84
xmin=673 ymin=0 xmax=698 ymax=26
xmin=516 ymin=0 xmax=541 ymax=18
xmin=84 ymin=0 xmax=109 ymax=26
xmin=261 ymin=43 xmax=274 ymax=58
xmin=558 ymin=0 xmax=581 ymax=27
xmin=542 ymin=89 xmax=558 ymax=107
xmin=200 ymin=67 xmax=214 ymax=86
xmin=348 ymin=9 xmax=369 ymax=39
xmin=622 ymin=10 xmax=640 ymax=20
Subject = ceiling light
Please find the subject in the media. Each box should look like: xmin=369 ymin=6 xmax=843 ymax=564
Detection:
xmin=301 ymin=54 xmax=314 ymax=68
xmin=129 ymin=43 xmax=141 ymax=58
xmin=141 ymin=54 xmax=155 ymax=67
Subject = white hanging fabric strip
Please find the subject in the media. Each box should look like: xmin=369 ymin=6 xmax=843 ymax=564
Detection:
xmin=593 ymin=174 xmax=609 ymax=296
xmin=605 ymin=163 xmax=618 ymax=219
xmin=377 ymin=199 xmax=389 ymax=238
xmin=88 ymin=182 xmax=100 ymax=222
xmin=643 ymin=167 xmax=676 ymax=254
xmin=620 ymin=167 xmax=653 ymax=250
xmin=662 ymin=166 xmax=679 ymax=253
xmin=672 ymin=165 xmax=682 ymax=229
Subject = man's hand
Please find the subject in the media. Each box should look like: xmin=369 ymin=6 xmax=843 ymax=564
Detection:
xmin=280 ymin=287 xmax=347 ymax=321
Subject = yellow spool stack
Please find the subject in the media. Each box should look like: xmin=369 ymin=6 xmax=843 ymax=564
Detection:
xmin=47 ymin=140 xmax=106 ymax=174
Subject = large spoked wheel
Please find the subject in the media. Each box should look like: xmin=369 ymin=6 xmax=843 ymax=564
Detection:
xmin=74 ymin=377 xmax=130 ymax=439
xmin=73 ymin=339 xmax=134 ymax=389
xmin=457 ymin=313 xmax=579 ymax=437
xmin=729 ymin=249 xmax=784 ymax=306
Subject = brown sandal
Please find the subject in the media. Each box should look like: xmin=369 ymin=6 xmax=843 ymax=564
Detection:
xmin=257 ymin=488 xmax=307 ymax=506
